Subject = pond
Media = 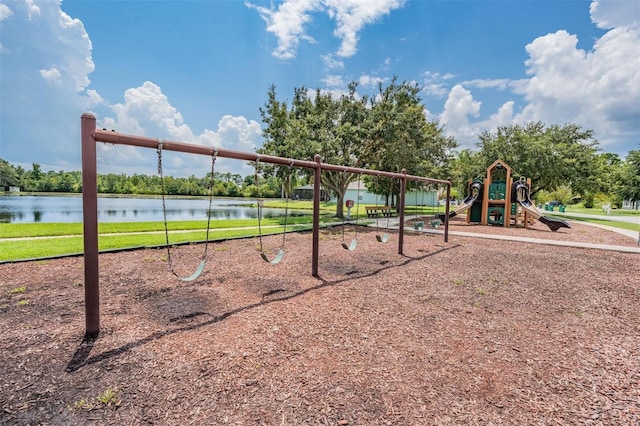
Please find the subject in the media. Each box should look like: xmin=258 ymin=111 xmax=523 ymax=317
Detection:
xmin=0 ymin=195 xmax=299 ymax=224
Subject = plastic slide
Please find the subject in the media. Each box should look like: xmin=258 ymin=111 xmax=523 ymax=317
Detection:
xmin=512 ymin=181 xmax=570 ymax=232
xmin=438 ymin=181 xmax=483 ymax=223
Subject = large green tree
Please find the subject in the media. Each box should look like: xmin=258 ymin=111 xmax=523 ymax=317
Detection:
xmin=0 ymin=158 xmax=20 ymax=188
xmin=475 ymin=122 xmax=600 ymax=198
xmin=258 ymin=79 xmax=456 ymax=217
xmin=365 ymin=79 xmax=456 ymax=207
xmin=259 ymin=83 xmax=369 ymax=217
xmin=618 ymin=150 xmax=640 ymax=203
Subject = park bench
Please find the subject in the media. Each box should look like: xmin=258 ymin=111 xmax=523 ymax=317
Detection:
xmin=365 ymin=206 xmax=395 ymax=218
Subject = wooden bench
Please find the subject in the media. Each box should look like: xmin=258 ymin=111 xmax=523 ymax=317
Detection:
xmin=365 ymin=206 xmax=395 ymax=218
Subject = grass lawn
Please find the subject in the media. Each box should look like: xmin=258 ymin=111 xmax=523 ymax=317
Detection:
xmin=2 ymin=200 xmax=637 ymax=262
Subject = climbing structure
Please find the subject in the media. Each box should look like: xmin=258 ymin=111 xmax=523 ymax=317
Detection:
xmin=469 ymin=159 xmax=531 ymax=228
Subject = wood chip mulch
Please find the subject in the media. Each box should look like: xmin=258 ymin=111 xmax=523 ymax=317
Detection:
xmin=1 ymin=219 xmax=639 ymax=425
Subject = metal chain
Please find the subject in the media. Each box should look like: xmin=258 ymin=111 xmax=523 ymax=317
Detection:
xmin=157 ymin=140 xmax=174 ymax=273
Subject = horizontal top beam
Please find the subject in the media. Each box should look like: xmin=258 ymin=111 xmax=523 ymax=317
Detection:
xmin=92 ymin=128 xmax=449 ymax=186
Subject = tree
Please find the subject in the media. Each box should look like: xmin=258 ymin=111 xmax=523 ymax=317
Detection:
xmin=618 ymin=150 xmax=640 ymax=203
xmin=259 ymin=83 xmax=369 ymax=217
xmin=258 ymin=80 xmax=456 ymax=217
xmin=364 ymin=78 xmax=456 ymax=207
xmin=449 ymin=149 xmax=484 ymax=199
xmin=0 ymin=158 xmax=19 ymax=188
xmin=475 ymin=122 xmax=600 ymax=198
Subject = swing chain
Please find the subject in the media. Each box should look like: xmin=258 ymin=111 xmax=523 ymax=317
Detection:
xmin=156 ymin=139 xmax=217 ymax=280
xmin=156 ymin=140 xmax=175 ymax=271
xmin=254 ymin=157 xmax=265 ymax=254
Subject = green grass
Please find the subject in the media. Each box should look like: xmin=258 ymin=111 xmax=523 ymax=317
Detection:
xmin=2 ymin=200 xmax=636 ymax=262
xmin=0 ymin=224 xmax=318 ymax=261
xmin=558 ymin=204 xmax=640 ymax=216
xmin=552 ymin=215 xmax=640 ymax=232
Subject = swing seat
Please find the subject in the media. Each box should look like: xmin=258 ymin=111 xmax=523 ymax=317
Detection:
xmin=376 ymin=233 xmax=389 ymax=243
xmin=177 ymin=259 xmax=206 ymax=282
xmin=413 ymin=221 xmax=425 ymax=230
xmin=342 ymin=239 xmax=358 ymax=251
xmin=430 ymin=219 xmax=442 ymax=229
xmin=261 ymin=248 xmax=285 ymax=265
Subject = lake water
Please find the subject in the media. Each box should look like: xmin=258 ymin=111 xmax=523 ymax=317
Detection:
xmin=0 ymin=195 xmax=297 ymax=224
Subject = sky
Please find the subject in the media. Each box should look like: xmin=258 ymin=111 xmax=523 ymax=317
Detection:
xmin=0 ymin=0 xmax=639 ymax=178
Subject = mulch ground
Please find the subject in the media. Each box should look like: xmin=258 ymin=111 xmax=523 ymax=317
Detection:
xmin=1 ymin=219 xmax=639 ymax=425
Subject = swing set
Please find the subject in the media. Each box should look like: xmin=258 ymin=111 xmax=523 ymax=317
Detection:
xmin=80 ymin=113 xmax=451 ymax=336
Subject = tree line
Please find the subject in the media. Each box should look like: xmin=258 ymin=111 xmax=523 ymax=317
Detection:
xmin=0 ymin=160 xmax=286 ymax=198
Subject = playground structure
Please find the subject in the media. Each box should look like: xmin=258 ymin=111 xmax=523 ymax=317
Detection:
xmin=439 ymin=159 xmax=570 ymax=232
xmin=80 ymin=113 xmax=451 ymax=336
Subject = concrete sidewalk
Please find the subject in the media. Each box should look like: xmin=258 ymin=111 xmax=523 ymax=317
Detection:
xmin=419 ymin=227 xmax=640 ymax=254
xmin=379 ymin=216 xmax=640 ymax=254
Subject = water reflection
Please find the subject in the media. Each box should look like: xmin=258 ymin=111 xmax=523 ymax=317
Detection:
xmin=0 ymin=195 xmax=306 ymax=224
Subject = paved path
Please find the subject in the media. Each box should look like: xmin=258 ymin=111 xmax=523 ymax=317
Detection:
xmin=379 ymin=215 xmax=640 ymax=254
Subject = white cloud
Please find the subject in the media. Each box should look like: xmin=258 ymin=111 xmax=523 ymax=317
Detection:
xmin=460 ymin=78 xmax=515 ymax=91
xmin=514 ymin=11 xmax=640 ymax=151
xmin=39 ymin=66 xmax=62 ymax=86
xmin=247 ymin=0 xmax=405 ymax=59
xmin=99 ymin=82 xmax=262 ymax=177
xmin=323 ymin=0 xmax=405 ymax=57
xmin=0 ymin=3 xmax=13 ymax=21
xmin=321 ymin=53 xmax=344 ymax=70
xmin=246 ymin=0 xmax=320 ymax=59
xmin=0 ymin=1 xmax=262 ymax=177
xmin=433 ymin=0 xmax=640 ymax=155
xmin=358 ymin=74 xmax=386 ymax=88
xmin=439 ymin=85 xmax=482 ymax=146
xmin=590 ymin=0 xmax=639 ymax=30
xmin=0 ymin=0 xmax=99 ymax=170
xmin=25 ymin=0 xmax=40 ymax=19
xmin=422 ymin=71 xmax=456 ymax=98
xmin=321 ymin=74 xmax=347 ymax=88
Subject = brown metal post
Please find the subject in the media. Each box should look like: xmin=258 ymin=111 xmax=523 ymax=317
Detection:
xmin=311 ymin=155 xmax=322 ymax=277
xmin=444 ymin=177 xmax=451 ymax=243
xmin=398 ymin=168 xmax=407 ymax=255
xmin=81 ymin=113 xmax=100 ymax=336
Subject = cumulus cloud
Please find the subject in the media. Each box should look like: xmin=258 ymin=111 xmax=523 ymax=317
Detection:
xmin=247 ymin=0 xmax=405 ymax=59
xmin=1 ymin=1 xmax=262 ymax=177
xmin=0 ymin=3 xmax=13 ymax=21
xmin=358 ymin=74 xmax=386 ymax=88
xmin=25 ymin=0 xmax=40 ymax=19
xmin=434 ymin=0 xmax=639 ymax=154
xmin=0 ymin=0 xmax=98 ymax=169
xmin=422 ymin=71 xmax=456 ymax=98
xmin=439 ymin=85 xmax=482 ymax=146
xmin=246 ymin=0 xmax=320 ymax=59
xmin=321 ymin=53 xmax=344 ymax=70
xmin=321 ymin=74 xmax=347 ymax=88
xmin=99 ymin=82 xmax=262 ymax=177
xmin=323 ymin=0 xmax=405 ymax=57
xmin=590 ymin=0 xmax=639 ymax=30
xmin=39 ymin=66 xmax=62 ymax=86
xmin=514 ymin=6 xmax=640 ymax=151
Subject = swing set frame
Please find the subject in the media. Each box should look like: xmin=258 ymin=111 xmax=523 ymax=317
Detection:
xmin=81 ymin=113 xmax=451 ymax=336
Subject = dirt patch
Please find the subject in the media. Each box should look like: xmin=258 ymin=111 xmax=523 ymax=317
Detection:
xmin=1 ymin=223 xmax=638 ymax=425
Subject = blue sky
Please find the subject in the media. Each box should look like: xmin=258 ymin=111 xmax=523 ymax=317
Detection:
xmin=1 ymin=0 xmax=638 ymax=178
